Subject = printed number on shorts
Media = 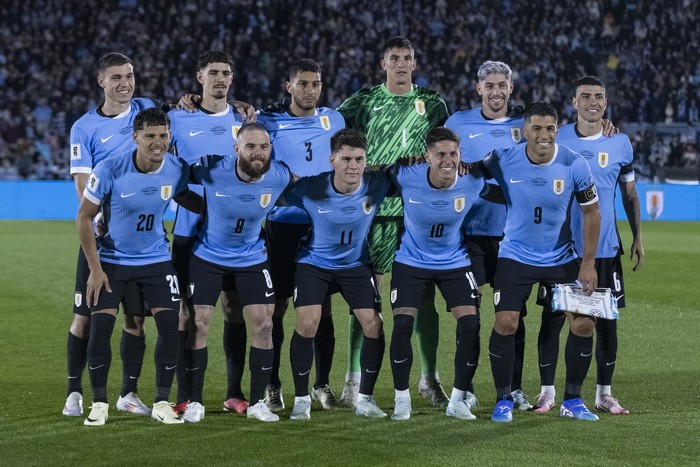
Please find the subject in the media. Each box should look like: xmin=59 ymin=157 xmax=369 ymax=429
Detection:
xmin=613 ymin=272 xmax=621 ymax=292
xmin=166 ymin=274 xmax=180 ymax=294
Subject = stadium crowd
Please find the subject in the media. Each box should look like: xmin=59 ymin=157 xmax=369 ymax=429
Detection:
xmin=0 ymin=0 xmax=698 ymax=179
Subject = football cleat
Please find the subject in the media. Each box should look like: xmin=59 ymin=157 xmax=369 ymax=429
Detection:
xmin=560 ymin=398 xmax=599 ymax=421
xmin=390 ymin=396 xmax=412 ymax=421
xmin=247 ymin=400 xmax=280 ymax=422
xmin=151 ymin=401 xmax=184 ymax=424
xmin=532 ymin=392 xmax=555 ymax=413
xmin=311 ymin=385 xmax=341 ymax=409
xmin=491 ymin=399 xmax=514 ymax=423
xmin=446 ymin=399 xmax=476 ymax=420
xmin=465 ymin=391 xmax=478 ymax=410
xmin=339 ymin=380 xmax=360 ymax=408
xmin=511 ymin=389 xmax=533 ymax=411
xmin=116 ymin=391 xmax=152 ymax=416
xmin=63 ymin=391 xmax=83 ymax=417
xmin=418 ymin=378 xmax=449 ymax=408
xmin=595 ymin=395 xmax=630 ymax=415
xmin=355 ymin=396 xmax=387 ymax=418
xmin=84 ymin=402 xmax=109 ymax=426
xmin=173 ymin=401 xmax=189 ymax=415
xmin=290 ymin=397 xmax=312 ymax=421
xmin=182 ymin=401 xmax=205 ymax=423
xmin=263 ymin=385 xmax=285 ymax=412
xmin=223 ymin=397 xmax=249 ymax=414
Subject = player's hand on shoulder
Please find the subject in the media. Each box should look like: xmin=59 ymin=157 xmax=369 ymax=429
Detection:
xmin=176 ymin=94 xmax=201 ymax=112
xmin=601 ymin=119 xmax=619 ymax=137
xmin=233 ymin=100 xmax=256 ymax=122
xmin=395 ymin=154 xmax=426 ymax=167
xmin=458 ymin=161 xmax=472 ymax=176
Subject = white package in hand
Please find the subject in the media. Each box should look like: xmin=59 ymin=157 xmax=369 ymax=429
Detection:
xmin=551 ymin=283 xmax=619 ymax=320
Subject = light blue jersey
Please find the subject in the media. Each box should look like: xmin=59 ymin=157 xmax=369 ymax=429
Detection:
xmin=70 ymin=98 xmax=158 ymax=175
xmin=283 ymin=171 xmax=392 ymax=269
xmin=482 ymin=144 xmax=598 ymax=267
xmin=258 ymin=106 xmax=345 ymax=224
xmin=393 ymin=164 xmax=487 ymax=269
xmin=83 ymin=151 xmax=189 ymax=266
xmin=445 ymin=108 xmax=524 ymax=236
xmin=558 ymin=124 xmax=635 ymax=259
xmin=191 ymin=156 xmax=293 ymax=267
xmin=168 ymin=105 xmax=244 ymax=237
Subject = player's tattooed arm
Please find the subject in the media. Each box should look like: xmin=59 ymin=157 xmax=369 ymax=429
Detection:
xmin=620 ymin=180 xmax=645 ymax=271
xmin=578 ymin=201 xmax=601 ymax=295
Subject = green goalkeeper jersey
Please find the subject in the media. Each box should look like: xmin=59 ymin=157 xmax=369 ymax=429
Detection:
xmin=338 ymin=83 xmax=449 ymax=217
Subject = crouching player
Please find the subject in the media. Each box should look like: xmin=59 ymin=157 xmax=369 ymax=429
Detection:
xmin=388 ymin=127 xmax=500 ymax=421
xmin=77 ymin=108 xmax=199 ymax=425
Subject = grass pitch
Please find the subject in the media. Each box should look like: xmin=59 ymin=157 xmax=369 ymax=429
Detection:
xmin=0 ymin=221 xmax=698 ymax=466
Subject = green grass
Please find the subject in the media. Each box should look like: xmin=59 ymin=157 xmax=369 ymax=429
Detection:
xmin=0 ymin=221 xmax=698 ymax=466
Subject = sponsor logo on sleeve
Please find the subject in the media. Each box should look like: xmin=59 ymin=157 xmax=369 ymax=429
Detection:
xmin=71 ymin=144 xmax=82 ymax=160
xmin=88 ymin=174 xmax=100 ymax=192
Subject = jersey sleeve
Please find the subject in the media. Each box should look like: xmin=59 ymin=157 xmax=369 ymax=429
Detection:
xmin=279 ymin=179 xmax=305 ymax=209
xmin=619 ymin=136 xmax=635 ymax=183
xmin=69 ymin=123 xmax=93 ymax=175
xmin=336 ymin=90 xmax=365 ymax=130
xmin=175 ymin=159 xmax=190 ymax=196
xmin=82 ymin=161 xmax=112 ymax=206
xmin=573 ymin=157 xmax=598 ymax=206
xmin=428 ymin=93 xmax=450 ymax=126
xmin=479 ymin=150 xmax=499 ymax=180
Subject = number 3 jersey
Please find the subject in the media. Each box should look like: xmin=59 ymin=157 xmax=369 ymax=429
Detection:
xmin=190 ymin=155 xmax=293 ymax=267
xmin=83 ymin=151 xmax=189 ymax=266
xmin=392 ymin=164 xmax=487 ymax=270
xmin=481 ymin=144 xmax=598 ymax=267
xmin=282 ymin=171 xmax=393 ymax=269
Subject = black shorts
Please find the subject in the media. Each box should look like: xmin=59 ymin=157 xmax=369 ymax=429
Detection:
xmin=265 ymin=221 xmax=311 ymax=299
xmin=73 ymin=247 xmax=146 ymax=316
xmin=390 ymin=262 xmax=480 ymax=311
xmin=293 ymin=263 xmax=379 ymax=310
xmin=464 ymin=235 xmax=502 ymax=287
xmin=493 ymin=258 xmax=580 ymax=313
xmin=171 ymin=235 xmax=195 ymax=302
xmin=93 ymin=261 xmax=179 ymax=313
xmin=189 ymin=255 xmax=275 ymax=307
xmin=593 ymin=256 xmax=626 ymax=308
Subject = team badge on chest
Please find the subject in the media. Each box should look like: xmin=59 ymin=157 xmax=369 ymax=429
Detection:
xmin=161 ymin=185 xmax=172 ymax=200
xmin=553 ymin=179 xmax=565 ymax=195
xmin=232 ymin=125 xmax=241 ymax=139
xmin=511 ymin=128 xmax=522 ymax=143
xmin=415 ymin=99 xmax=426 ymax=116
xmin=454 ymin=197 xmax=466 ymax=212
xmin=362 ymin=196 xmax=374 ymax=215
xmin=260 ymin=193 xmax=272 ymax=208
xmin=598 ymin=152 xmax=609 ymax=168
xmin=320 ymin=115 xmax=331 ymax=131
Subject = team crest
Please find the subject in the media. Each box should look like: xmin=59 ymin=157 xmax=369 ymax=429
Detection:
xmin=553 ymin=179 xmax=565 ymax=195
xmin=598 ymin=152 xmax=609 ymax=168
xmin=494 ymin=291 xmax=501 ymax=306
xmin=415 ymin=99 xmax=426 ymax=116
xmin=454 ymin=197 xmax=466 ymax=213
xmin=511 ymin=128 xmax=522 ymax=143
xmin=161 ymin=185 xmax=172 ymax=200
xmin=232 ymin=125 xmax=241 ymax=139
xmin=320 ymin=115 xmax=331 ymax=131
xmin=74 ymin=292 xmax=82 ymax=308
xmin=646 ymin=190 xmax=664 ymax=220
xmin=390 ymin=288 xmax=397 ymax=304
xmin=260 ymin=193 xmax=272 ymax=208
xmin=362 ymin=196 xmax=374 ymax=215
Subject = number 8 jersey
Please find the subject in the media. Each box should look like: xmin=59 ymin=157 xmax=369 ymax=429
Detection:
xmin=481 ymin=144 xmax=598 ymax=267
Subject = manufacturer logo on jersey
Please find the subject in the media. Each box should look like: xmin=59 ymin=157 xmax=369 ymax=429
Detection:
xmin=553 ymin=179 xmax=565 ymax=195
xmin=189 ymin=131 xmax=204 ymax=137
xmin=646 ymin=190 xmax=664 ymax=220
xmin=232 ymin=125 xmax=241 ymax=139
xmin=415 ymin=99 xmax=426 ymax=116
xmin=454 ymin=197 xmax=466 ymax=212
xmin=161 ymin=185 xmax=172 ymax=201
xmin=260 ymin=193 xmax=272 ymax=208
xmin=598 ymin=151 xmax=609 ymax=168
xmin=74 ymin=292 xmax=82 ymax=308
xmin=390 ymin=288 xmax=397 ymax=304
xmin=511 ymin=128 xmax=522 ymax=143
xmin=494 ymin=291 xmax=500 ymax=306
xmin=87 ymin=174 xmax=100 ymax=192
xmin=362 ymin=196 xmax=374 ymax=215
xmin=319 ymin=115 xmax=331 ymax=131
xmin=71 ymin=144 xmax=82 ymax=160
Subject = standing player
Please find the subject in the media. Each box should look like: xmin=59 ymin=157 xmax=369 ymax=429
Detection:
xmin=167 ymin=50 xmax=248 ymax=418
xmin=556 ymin=76 xmax=644 ymax=415
xmin=444 ymin=60 xmax=531 ymax=410
xmin=283 ymin=129 xmax=393 ymax=420
xmin=65 ymin=52 xmax=166 ymax=417
xmin=482 ymin=102 xmax=601 ymax=423
xmin=185 ymin=123 xmax=293 ymax=423
xmin=388 ymin=127 xmax=496 ymax=421
xmin=257 ymin=59 xmax=345 ymax=411
xmin=77 ymin=108 xmax=195 ymax=425
xmin=337 ymin=37 xmax=450 ymax=407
